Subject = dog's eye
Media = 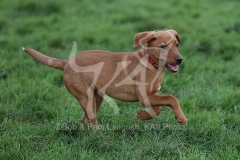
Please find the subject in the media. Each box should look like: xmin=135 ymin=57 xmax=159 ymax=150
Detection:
xmin=160 ymin=45 xmax=168 ymax=49
xmin=176 ymin=43 xmax=180 ymax=47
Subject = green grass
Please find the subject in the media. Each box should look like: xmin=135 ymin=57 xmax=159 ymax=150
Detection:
xmin=1 ymin=0 xmax=240 ymax=159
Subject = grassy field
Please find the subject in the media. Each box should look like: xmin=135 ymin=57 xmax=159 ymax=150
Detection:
xmin=1 ymin=0 xmax=240 ymax=159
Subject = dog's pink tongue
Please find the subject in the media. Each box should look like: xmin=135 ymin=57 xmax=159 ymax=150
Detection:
xmin=168 ymin=64 xmax=178 ymax=72
xmin=171 ymin=65 xmax=178 ymax=72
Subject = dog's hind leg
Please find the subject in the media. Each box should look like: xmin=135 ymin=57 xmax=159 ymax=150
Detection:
xmin=81 ymin=90 xmax=103 ymax=124
xmin=93 ymin=91 xmax=104 ymax=115
xmin=75 ymin=90 xmax=98 ymax=129
xmin=64 ymin=78 xmax=99 ymax=129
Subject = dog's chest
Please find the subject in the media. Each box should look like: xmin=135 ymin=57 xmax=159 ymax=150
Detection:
xmin=105 ymin=85 xmax=138 ymax=101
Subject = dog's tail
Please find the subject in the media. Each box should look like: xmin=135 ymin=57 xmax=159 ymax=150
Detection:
xmin=22 ymin=47 xmax=67 ymax=70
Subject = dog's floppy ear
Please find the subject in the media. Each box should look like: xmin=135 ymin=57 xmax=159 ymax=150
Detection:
xmin=133 ymin=31 xmax=156 ymax=48
xmin=168 ymin=29 xmax=181 ymax=43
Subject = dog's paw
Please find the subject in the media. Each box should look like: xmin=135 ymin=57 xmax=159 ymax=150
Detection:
xmin=175 ymin=116 xmax=187 ymax=125
xmin=81 ymin=115 xmax=90 ymax=124
xmin=80 ymin=119 xmax=89 ymax=124
xmin=136 ymin=110 xmax=154 ymax=120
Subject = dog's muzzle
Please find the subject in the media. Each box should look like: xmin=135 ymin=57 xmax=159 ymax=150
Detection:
xmin=175 ymin=56 xmax=183 ymax=65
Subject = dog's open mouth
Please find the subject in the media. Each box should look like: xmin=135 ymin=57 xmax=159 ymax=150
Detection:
xmin=165 ymin=63 xmax=179 ymax=73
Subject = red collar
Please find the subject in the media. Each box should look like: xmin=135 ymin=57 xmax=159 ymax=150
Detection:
xmin=143 ymin=51 xmax=159 ymax=69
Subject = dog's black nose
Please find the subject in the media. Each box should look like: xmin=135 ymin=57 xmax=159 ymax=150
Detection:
xmin=175 ymin=56 xmax=183 ymax=64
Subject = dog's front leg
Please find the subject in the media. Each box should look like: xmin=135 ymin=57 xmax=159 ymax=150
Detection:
xmin=140 ymin=94 xmax=187 ymax=125
xmin=136 ymin=107 xmax=162 ymax=120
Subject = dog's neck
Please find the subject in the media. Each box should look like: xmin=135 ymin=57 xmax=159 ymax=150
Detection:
xmin=142 ymin=49 xmax=163 ymax=70
xmin=145 ymin=52 xmax=159 ymax=69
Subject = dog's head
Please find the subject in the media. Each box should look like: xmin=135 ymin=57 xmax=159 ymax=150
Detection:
xmin=133 ymin=30 xmax=182 ymax=72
